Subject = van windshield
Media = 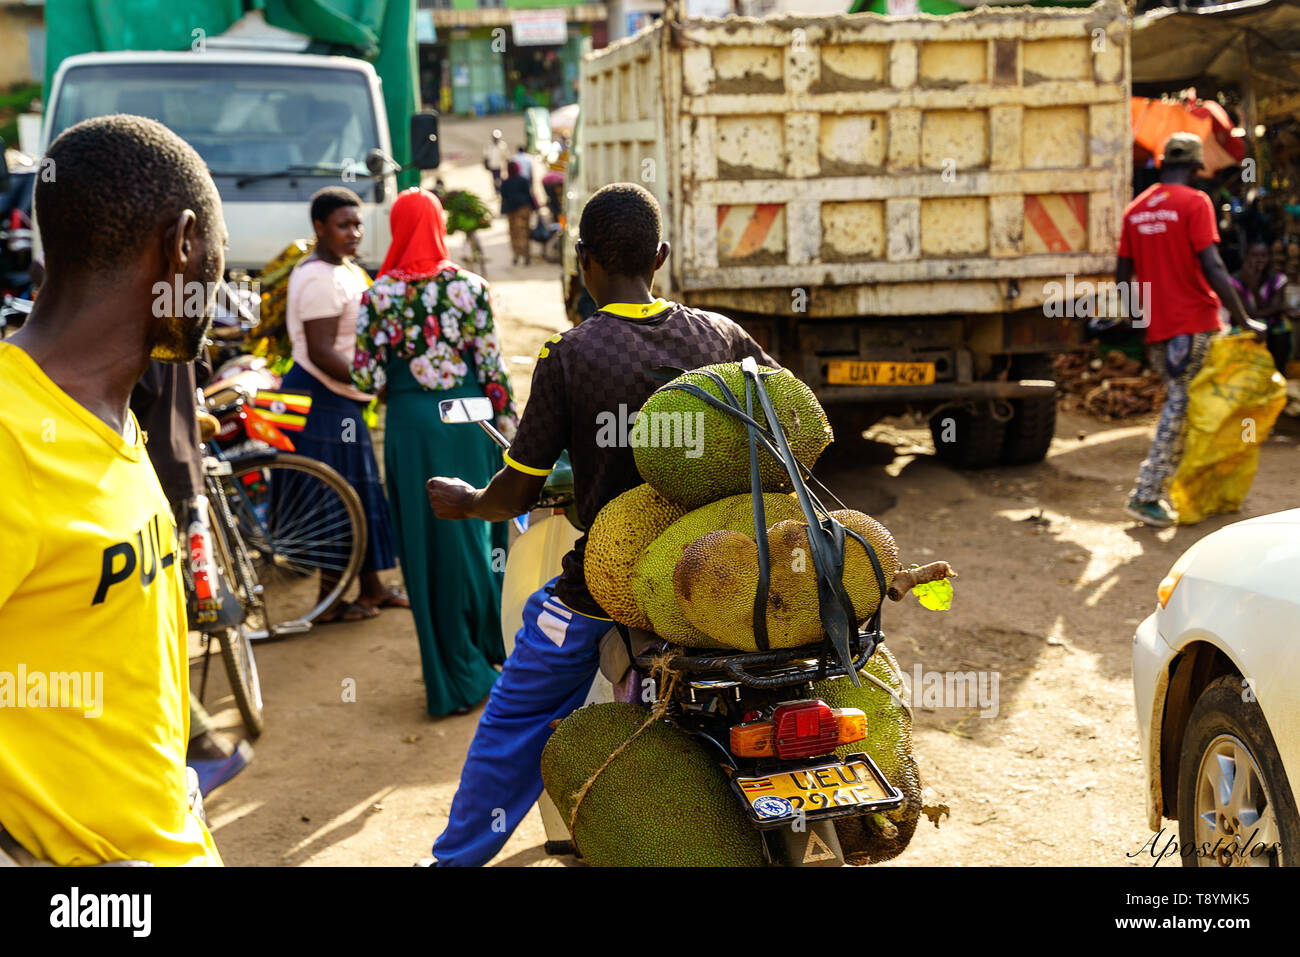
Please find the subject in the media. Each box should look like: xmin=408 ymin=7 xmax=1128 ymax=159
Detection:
xmin=51 ymin=61 xmax=381 ymax=178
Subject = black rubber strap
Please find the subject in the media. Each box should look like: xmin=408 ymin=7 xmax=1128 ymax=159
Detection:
xmin=744 ymin=375 xmax=771 ymax=653
xmin=745 ymin=365 xmax=861 ymax=685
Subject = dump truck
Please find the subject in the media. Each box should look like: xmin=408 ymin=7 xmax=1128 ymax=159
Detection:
xmin=564 ymin=0 xmax=1132 ymax=466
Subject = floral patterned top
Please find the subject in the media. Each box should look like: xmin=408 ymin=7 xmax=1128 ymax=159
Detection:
xmin=352 ymin=267 xmax=519 ymax=438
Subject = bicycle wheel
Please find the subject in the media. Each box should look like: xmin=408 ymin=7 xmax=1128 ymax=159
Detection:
xmin=217 ymin=624 xmax=264 ymax=738
xmin=204 ymin=505 xmax=265 ymax=738
xmin=223 ymin=452 xmax=367 ymax=636
xmin=465 ymin=232 xmax=487 ymax=278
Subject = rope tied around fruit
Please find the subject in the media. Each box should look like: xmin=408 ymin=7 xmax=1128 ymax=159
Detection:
xmin=566 ymin=649 xmax=685 ymax=837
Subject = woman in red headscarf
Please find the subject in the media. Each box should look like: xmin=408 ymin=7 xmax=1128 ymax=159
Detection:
xmin=353 ymin=188 xmax=518 ymax=716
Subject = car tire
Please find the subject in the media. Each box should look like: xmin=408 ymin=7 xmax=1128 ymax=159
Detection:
xmin=1176 ymin=675 xmax=1300 ymax=866
xmin=928 ymin=406 xmax=1005 ymax=470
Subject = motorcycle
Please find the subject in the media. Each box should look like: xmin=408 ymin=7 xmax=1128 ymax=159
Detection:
xmin=439 ymin=374 xmax=937 ymax=867
xmin=0 ymin=293 xmax=31 ymax=339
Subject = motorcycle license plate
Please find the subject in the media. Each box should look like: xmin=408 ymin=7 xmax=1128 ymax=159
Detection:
xmin=826 ymin=360 xmax=935 ymax=386
xmin=732 ymin=755 xmax=902 ymax=826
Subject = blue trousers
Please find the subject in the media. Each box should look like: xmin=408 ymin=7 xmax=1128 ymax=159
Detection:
xmin=432 ymin=579 xmax=609 ymax=866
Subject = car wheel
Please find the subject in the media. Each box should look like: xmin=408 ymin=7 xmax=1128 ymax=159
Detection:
xmin=1176 ymin=675 xmax=1300 ymax=866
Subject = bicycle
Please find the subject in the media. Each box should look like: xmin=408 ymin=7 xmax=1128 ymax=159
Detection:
xmin=203 ymin=386 xmax=368 ymax=638
xmin=461 ymin=228 xmax=488 ymax=278
xmin=182 ymin=481 xmax=265 ymax=739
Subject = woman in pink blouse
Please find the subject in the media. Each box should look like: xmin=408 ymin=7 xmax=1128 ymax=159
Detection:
xmin=283 ymin=186 xmax=406 ymax=622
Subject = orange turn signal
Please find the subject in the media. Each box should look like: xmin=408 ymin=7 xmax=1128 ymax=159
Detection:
xmin=730 ymin=720 xmax=775 ymax=758
xmin=834 ymin=708 xmax=868 ymax=747
xmin=1157 ymin=546 xmax=1200 ymax=609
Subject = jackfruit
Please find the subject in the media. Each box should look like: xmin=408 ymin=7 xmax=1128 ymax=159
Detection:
xmin=674 ymin=509 xmax=900 ymax=652
xmin=630 ymin=492 xmax=805 ymax=647
xmin=813 ymin=646 xmax=921 ymax=864
xmin=633 ymin=363 xmax=832 ymax=509
xmin=585 ymin=484 xmax=687 ymax=629
xmin=540 ymin=702 xmax=764 ymax=867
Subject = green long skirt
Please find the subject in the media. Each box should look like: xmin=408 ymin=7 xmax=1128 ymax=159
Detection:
xmin=383 ymin=363 xmax=509 ymax=716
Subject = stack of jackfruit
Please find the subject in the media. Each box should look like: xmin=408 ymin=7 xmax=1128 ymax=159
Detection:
xmin=539 ymin=363 xmax=926 ymax=866
xmin=585 ymin=361 xmax=901 ymax=651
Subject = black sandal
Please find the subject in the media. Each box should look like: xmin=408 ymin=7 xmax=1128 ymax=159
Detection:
xmin=318 ymin=600 xmax=380 ymax=624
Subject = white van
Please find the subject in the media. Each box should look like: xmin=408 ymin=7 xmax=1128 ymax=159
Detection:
xmin=42 ymin=50 xmax=426 ymax=272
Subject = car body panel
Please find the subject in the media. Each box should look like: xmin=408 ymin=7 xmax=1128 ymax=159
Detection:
xmin=1134 ymin=509 xmax=1300 ymax=828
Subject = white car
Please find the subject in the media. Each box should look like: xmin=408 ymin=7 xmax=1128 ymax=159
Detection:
xmin=1133 ymin=508 xmax=1300 ymax=867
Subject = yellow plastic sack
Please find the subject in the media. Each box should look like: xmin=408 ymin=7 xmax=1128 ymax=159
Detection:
xmin=1169 ymin=334 xmax=1287 ymax=524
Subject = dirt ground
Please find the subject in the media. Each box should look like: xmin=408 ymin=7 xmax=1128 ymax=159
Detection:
xmin=198 ymin=118 xmax=1300 ymax=866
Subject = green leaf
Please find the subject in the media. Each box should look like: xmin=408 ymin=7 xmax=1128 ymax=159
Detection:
xmin=913 ymin=579 xmax=953 ymax=611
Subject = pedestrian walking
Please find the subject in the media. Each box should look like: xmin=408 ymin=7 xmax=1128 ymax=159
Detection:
xmin=1117 ymin=132 xmax=1261 ymax=527
xmin=283 ymin=186 xmax=407 ymax=620
xmin=352 ymin=187 xmax=519 ymax=717
xmin=512 ymin=143 xmax=534 ymax=182
xmin=483 ymin=129 xmax=506 ymax=198
xmin=501 ymin=161 xmax=538 ymax=266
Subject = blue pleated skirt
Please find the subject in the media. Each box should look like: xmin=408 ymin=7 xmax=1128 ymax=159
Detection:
xmin=279 ymin=365 xmax=396 ymax=573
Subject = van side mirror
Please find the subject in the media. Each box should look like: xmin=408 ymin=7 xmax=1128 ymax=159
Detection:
xmin=410 ymin=112 xmax=440 ymax=170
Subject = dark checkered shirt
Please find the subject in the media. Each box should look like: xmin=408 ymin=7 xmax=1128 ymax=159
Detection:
xmin=508 ymin=299 xmax=775 ymax=617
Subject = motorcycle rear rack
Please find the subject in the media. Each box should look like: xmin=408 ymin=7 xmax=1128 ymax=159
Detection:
xmin=634 ymin=627 xmax=882 ymax=690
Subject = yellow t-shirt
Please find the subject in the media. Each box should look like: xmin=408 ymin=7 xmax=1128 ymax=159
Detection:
xmin=0 ymin=342 xmax=221 ymax=866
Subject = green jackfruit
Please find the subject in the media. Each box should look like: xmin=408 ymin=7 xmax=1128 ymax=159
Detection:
xmin=540 ymin=702 xmax=764 ymax=867
xmin=630 ymin=492 xmax=804 ymax=647
xmin=633 ymin=363 xmax=832 ymax=509
xmin=674 ymin=509 xmax=900 ymax=652
xmin=585 ymin=484 xmax=687 ymax=629
xmin=813 ymin=646 xmax=921 ymax=864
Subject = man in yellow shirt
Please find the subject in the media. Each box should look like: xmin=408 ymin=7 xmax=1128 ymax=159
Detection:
xmin=0 ymin=114 xmax=226 ymax=865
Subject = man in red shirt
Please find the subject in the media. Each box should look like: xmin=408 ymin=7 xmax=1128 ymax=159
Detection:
xmin=1116 ymin=132 xmax=1259 ymax=527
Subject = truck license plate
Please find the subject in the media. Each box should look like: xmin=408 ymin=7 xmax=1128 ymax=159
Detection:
xmin=827 ymin=360 xmax=936 ymax=386
xmin=733 ymin=757 xmax=901 ymax=825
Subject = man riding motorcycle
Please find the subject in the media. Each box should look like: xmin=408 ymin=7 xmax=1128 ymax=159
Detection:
xmin=425 ymin=183 xmax=775 ymax=866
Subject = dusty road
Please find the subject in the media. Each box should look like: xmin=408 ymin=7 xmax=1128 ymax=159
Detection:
xmin=198 ymin=119 xmax=1300 ymax=866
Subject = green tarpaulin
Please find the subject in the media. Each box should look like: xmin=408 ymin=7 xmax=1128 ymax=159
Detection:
xmin=44 ymin=0 xmax=419 ymax=187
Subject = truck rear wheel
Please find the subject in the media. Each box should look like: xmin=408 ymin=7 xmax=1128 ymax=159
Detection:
xmin=928 ymin=407 xmax=1005 ymax=469
xmin=1000 ymin=356 xmax=1057 ymax=465
xmin=1001 ymin=397 xmax=1056 ymax=465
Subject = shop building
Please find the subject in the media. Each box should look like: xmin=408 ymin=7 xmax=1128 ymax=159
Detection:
xmin=417 ymin=0 xmax=607 ymax=116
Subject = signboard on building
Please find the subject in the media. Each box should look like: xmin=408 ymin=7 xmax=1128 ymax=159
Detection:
xmin=511 ymin=10 xmax=568 ymax=47
xmin=416 ymin=9 xmax=437 ymax=44
xmin=685 ymin=0 xmax=732 ymax=17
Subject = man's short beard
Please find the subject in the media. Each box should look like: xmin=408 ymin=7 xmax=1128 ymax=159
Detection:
xmin=151 ymin=313 xmax=212 ymax=363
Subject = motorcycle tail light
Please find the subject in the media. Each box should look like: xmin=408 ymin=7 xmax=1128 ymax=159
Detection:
xmin=772 ymin=700 xmax=840 ymax=760
xmin=730 ymin=704 xmax=866 ymax=759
